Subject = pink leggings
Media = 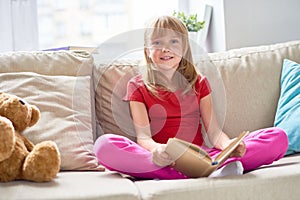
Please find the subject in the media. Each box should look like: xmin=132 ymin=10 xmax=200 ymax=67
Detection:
xmin=93 ymin=127 xmax=288 ymax=180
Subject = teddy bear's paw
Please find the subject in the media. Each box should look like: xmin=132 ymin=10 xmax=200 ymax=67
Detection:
xmin=0 ymin=116 xmax=16 ymax=162
xmin=22 ymin=141 xmax=61 ymax=182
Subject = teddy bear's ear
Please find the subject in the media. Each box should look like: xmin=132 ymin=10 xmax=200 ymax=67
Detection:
xmin=29 ymin=105 xmax=40 ymax=127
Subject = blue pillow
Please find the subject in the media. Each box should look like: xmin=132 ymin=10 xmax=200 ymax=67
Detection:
xmin=274 ymin=59 xmax=300 ymax=155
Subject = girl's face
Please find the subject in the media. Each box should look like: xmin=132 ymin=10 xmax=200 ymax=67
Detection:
xmin=147 ymin=32 xmax=183 ymax=76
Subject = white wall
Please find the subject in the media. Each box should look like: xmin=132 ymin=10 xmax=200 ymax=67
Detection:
xmin=183 ymin=0 xmax=225 ymax=52
xmin=223 ymin=0 xmax=300 ymax=50
xmin=189 ymin=0 xmax=300 ymax=52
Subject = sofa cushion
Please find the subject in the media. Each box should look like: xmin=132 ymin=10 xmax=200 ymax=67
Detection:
xmin=93 ymin=41 xmax=300 ymax=141
xmin=94 ymin=61 xmax=139 ymax=141
xmin=197 ymin=40 xmax=300 ymax=138
xmin=0 ymin=72 xmax=103 ymax=171
xmin=0 ymin=50 xmax=97 ymax=138
xmin=274 ymin=59 xmax=300 ymax=155
xmin=0 ymin=50 xmax=93 ymax=76
xmin=134 ymin=154 xmax=300 ymax=200
xmin=0 ymin=171 xmax=140 ymax=200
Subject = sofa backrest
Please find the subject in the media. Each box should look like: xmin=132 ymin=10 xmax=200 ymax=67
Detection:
xmin=93 ymin=40 xmax=300 ymax=140
xmin=0 ymin=50 xmax=93 ymax=76
xmin=197 ymin=40 xmax=300 ymax=138
xmin=93 ymin=61 xmax=139 ymax=141
xmin=0 ymin=50 xmax=102 ymax=171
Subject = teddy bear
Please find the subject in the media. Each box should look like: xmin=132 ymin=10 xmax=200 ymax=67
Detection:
xmin=0 ymin=91 xmax=61 ymax=182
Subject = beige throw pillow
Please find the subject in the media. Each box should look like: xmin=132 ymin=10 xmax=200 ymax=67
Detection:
xmin=0 ymin=72 xmax=103 ymax=171
xmin=0 ymin=50 xmax=97 ymax=140
xmin=94 ymin=62 xmax=139 ymax=141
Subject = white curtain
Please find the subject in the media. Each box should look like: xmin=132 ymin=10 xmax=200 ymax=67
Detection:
xmin=0 ymin=0 xmax=38 ymax=52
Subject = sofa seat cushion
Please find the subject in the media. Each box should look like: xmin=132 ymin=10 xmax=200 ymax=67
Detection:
xmin=0 ymin=171 xmax=140 ymax=200
xmin=134 ymin=154 xmax=300 ymax=200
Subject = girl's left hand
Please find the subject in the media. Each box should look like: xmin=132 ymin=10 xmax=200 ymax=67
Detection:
xmin=230 ymin=141 xmax=246 ymax=158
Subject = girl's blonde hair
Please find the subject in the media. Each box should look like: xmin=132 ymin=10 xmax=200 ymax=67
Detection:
xmin=143 ymin=15 xmax=198 ymax=95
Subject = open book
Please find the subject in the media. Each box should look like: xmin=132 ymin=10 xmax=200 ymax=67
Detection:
xmin=165 ymin=131 xmax=249 ymax=178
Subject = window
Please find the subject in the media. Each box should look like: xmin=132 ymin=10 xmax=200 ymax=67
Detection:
xmin=37 ymin=0 xmax=180 ymax=49
xmin=0 ymin=0 xmax=210 ymax=52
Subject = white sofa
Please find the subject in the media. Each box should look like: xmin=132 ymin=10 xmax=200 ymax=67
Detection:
xmin=0 ymin=40 xmax=300 ymax=200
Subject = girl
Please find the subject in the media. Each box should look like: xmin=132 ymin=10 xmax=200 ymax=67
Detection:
xmin=94 ymin=15 xmax=288 ymax=179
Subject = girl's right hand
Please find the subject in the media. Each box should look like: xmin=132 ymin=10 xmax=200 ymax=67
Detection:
xmin=151 ymin=144 xmax=175 ymax=167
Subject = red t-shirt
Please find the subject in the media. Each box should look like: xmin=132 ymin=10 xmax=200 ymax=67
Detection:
xmin=123 ymin=74 xmax=211 ymax=146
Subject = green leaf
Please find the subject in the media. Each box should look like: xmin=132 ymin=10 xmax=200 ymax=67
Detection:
xmin=172 ymin=10 xmax=205 ymax=32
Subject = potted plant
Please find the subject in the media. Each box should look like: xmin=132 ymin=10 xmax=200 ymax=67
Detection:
xmin=173 ymin=11 xmax=205 ymax=52
xmin=173 ymin=11 xmax=205 ymax=32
